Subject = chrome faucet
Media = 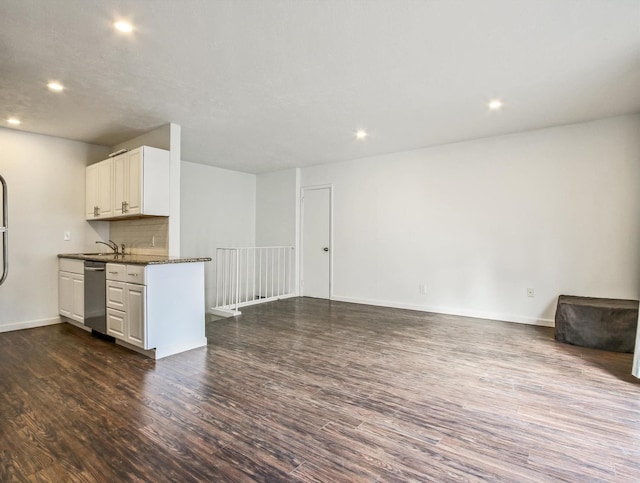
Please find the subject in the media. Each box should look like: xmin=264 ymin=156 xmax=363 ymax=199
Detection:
xmin=96 ymin=240 xmax=119 ymax=255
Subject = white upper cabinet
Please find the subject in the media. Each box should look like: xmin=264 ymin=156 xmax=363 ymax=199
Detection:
xmin=114 ymin=146 xmax=170 ymax=217
xmin=86 ymin=146 xmax=170 ymax=220
xmin=86 ymin=159 xmax=113 ymax=219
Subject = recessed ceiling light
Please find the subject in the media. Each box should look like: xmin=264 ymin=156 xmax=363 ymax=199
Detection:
xmin=47 ymin=82 xmax=64 ymax=92
xmin=488 ymin=99 xmax=503 ymax=110
xmin=114 ymin=21 xmax=134 ymax=33
xmin=7 ymin=118 xmax=21 ymax=125
xmin=355 ymin=129 xmax=368 ymax=140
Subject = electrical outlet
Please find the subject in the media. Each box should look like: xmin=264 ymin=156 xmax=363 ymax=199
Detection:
xmin=64 ymin=231 xmax=71 ymax=241
xmin=527 ymin=288 xmax=535 ymax=297
xmin=418 ymin=284 xmax=427 ymax=295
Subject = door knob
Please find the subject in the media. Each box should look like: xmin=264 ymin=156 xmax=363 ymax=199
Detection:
xmin=323 ymin=247 xmax=329 ymax=252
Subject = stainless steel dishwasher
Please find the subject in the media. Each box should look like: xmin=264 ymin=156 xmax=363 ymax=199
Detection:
xmin=84 ymin=261 xmax=107 ymax=334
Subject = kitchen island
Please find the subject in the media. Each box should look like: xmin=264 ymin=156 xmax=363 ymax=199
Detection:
xmin=58 ymin=253 xmax=211 ymax=359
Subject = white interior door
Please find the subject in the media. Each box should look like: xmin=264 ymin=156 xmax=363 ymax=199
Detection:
xmin=302 ymin=187 xmax=331 ymax=299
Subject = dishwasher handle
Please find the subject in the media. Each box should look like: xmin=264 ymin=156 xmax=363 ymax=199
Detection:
xmin=84 ymin=267 xmax=105 ymax=272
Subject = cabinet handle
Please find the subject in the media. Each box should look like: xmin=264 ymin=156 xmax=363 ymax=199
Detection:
xmin=128 ymin=273 xmax=138 ymax=277
xmin=123 ymin=201 xmax=128 ymax=213
xmin=96 ymin=206 xmax=100 ymax=216
xmin=108 ymin=271 xmax=118 ymax=274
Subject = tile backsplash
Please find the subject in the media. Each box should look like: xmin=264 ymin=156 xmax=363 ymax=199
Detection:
xmin=110 ymin=217 xmax=169 ymax=256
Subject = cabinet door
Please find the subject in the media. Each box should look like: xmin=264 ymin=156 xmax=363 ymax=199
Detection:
xmin=86 ymin=159 xmax=113 ymax=219
xmin=126 ymin=283 xmax=146 ymax=348
xmin=71 ymin=275 xmax=85 ymax=322
xmin=113 ymin=154 xmax=126 ymax=216
xmin=97 ymin=159 xmax=113 ymax=218
xmin=85 ymin=164 xmax=99 ymax=219
xmin=126 ymin=149 xmax=142 ymax=215
xmin=59 ymin=272 xmax=84 ymax=323
xmin=107 ymin=309 xmax=126 ymax=339
xmin=106 ymin=280 xmax=126 ymax=310
xmin=59 ymin=271 xmax=73 ymax=317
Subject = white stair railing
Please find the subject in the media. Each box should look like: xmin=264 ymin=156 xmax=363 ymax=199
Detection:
xmin=211 ymin=246 xmax=295 ymax=316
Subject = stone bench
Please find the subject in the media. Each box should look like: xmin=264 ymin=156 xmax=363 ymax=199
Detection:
xmin=554 ymin=295 xmax=638 ymax=353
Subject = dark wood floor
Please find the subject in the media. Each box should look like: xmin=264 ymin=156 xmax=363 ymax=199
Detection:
xmin=1 ymin=298 xmax=639 ymax=481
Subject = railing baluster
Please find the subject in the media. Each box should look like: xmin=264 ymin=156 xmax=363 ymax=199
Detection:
xmin=252 ymin=248 xmax=256 ymax=302
xmin=288 ymin=247 xmax=292 ymax=295
xmin=215 ymin=250 xmax=219 ymax=307
xmin=259 ymin=248 xmax=262 ymax=300
xmin=235 ymin=250 xmax=239 ymax=310
xmin=229 ymin=250 xmax=233 ymax=308
xmin=245 ymin=248 xmax=249 ymax=304
xmin=222 ymin=250 xmax=227 ymax=308
xmin=278 ymin=248 xmax=282 ymax=296
xmin=227 ymin=250 xmax=231 ymax=309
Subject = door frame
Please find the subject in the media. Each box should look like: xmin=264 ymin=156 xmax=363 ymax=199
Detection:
xmin=300 ymin=184 xmax=333 ymax=299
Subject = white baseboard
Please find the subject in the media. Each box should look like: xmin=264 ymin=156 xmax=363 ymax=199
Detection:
xmin=0 ymin=316 xmax=63 ymax=333
xmin=330 ymin=295 xmax=555 ymax=328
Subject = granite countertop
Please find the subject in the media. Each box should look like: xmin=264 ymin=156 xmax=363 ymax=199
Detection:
xmin=58 ymin=253 xmax=212 ymax=265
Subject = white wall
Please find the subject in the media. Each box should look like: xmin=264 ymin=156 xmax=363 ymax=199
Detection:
xmin=0 ymin=128 xmax=110 ymax=331
xmin=300 ymin=115 xmax=640 ymax=325
xmin=180 ymin=161 xmax=256 ymax=309
xmin=256 ymin=168 xmax=298 ymax=246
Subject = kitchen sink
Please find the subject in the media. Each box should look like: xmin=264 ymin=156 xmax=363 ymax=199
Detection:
xmin=76 ymin=252 xmax=124 ymax=259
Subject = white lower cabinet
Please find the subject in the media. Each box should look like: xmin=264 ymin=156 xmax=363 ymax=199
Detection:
xmin=106 ymin=267 xmax=147 ymax=349
xmin=59 ymin=259 xmax=84 ymax=324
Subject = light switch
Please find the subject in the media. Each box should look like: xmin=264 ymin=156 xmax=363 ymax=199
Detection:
xmin=64 ymin=231 xmax=71 ymax=241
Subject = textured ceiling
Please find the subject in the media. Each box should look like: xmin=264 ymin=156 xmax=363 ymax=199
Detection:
xmin=1 ymin=0 xmax=639 ymax=173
